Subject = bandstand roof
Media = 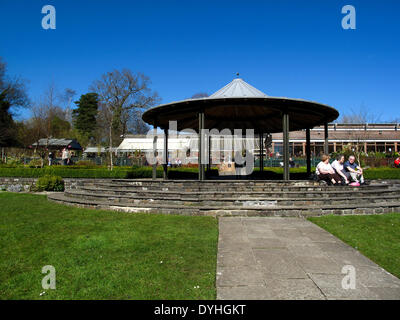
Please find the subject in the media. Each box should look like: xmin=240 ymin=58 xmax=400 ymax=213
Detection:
xmin=142 ymin=78 xmax=339 ymax=134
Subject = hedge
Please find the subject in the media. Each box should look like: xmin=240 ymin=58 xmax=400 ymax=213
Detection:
xmin=363 ymin=168 xmax=400 ymax=180
xmin=0 ymin=166 xmax=399 ymax=179
xmin=0 ymin=167 xmax=157 ymax=179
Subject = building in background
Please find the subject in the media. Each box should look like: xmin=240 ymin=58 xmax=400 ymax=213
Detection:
xmin=271 ymin=123 xmax=400 ymax=157
xmin=31 ymin=138 xmax=82 ymax=151
xmin=118 ymin=124 xmax=400 ymax=160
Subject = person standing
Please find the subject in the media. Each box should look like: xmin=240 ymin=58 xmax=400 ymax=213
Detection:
xmin=67 ymin=150 xmax=73 ymax=165
xmin=61 ymin=148 xmax=70 ymax=165
xmin=48 ymin=151 xmax=54 ymax=166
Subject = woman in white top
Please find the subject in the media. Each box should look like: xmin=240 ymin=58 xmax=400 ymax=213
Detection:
xmin=316 ymin=154 xmax=342 ymax=185
xmin=331 ymin=154 xmax=350 ymax=185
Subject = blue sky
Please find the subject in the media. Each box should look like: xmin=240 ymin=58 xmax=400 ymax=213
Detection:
xmin=1 ymin=0 xmax=399 ymax=121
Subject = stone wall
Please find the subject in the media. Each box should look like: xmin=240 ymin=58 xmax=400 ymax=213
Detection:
xmin=63 ymin=178 xmax=111 ymax=190
xmin=0 ymin=177 xmax=37 ymax=192
xmin=0 ymin=177 xmax=114 ymax=192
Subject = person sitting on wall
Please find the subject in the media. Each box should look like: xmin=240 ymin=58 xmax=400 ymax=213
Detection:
xmin=344 ymin=155 xmax=365 ymax=185
xmin=316 ymin=154 xmax=342 ymax=185
xmin=331 ymin=154 xmax=350 ymax=185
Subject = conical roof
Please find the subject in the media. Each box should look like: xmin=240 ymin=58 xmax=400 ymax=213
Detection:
xmin=142 ymin=77 xmax=339 ymax=133
xmin=209 ymin=78 xmax=268 ymax=98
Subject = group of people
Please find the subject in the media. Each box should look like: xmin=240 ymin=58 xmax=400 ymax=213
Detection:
xmin=47 ymin=148 xmax=73 ymax=166
xmin=316 ymin=154 xmax=366 ymax=186
xmin=166 ymin=158 xmax=183 ymax=167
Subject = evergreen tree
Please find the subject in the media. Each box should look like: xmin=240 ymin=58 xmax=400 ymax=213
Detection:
xmin=72 ymin=93 xmax=99 ymax=140
xmin=0 ymin=91 xmax=16 ymax=146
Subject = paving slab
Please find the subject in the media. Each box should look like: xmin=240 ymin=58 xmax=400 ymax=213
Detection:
xmin=217 ymin=217 xmax=400 ymax=300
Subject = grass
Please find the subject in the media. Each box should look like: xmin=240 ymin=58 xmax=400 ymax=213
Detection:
xmin=308 ymin=213 xmax=400 ymax=279
xmin=0 ymin=193 xmax=218 ymax=300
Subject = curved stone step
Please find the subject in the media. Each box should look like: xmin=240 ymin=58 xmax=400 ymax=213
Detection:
xmin=63 ymin=189 xmax=400 ymax=207
xmin=48 ymin=192 xmax=400 ymax=217
xmin=77 ymin=185 xmax=400 ymax=199
xmin=76 ymin=182 xmax=395 ymax=193
xmin=55 ymin=179 xmax=400 ymax=217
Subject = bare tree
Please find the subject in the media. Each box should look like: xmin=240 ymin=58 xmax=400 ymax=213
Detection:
xmin=0 ymin=57 xmax=30 ymax=147
xmin=90 ymin=69 xmax=159 ymax=169
xmin=59 ymin=88 xmax=76 ymax=125
xmin=126 ymin=109 xmax=149 ymax=135
xmin=28 ymin=84 xmax=72 ymax=166
xmin=0 ymin=57 xmax=30 ymax=112
xmin=338 ymin=105 xmax=382 ymax=124
xmin=345 ymin=127 xmax=369 ymax=165
xmin=336 ymin=105 xmax=383 ymax=164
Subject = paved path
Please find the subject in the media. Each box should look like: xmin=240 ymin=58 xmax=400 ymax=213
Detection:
xmin=217 ymin=217 xmax=400 ymax=300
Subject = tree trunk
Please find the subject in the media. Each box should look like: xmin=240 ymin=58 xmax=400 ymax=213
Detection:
xmin=109 ymin=123 xmax=113 ymax=171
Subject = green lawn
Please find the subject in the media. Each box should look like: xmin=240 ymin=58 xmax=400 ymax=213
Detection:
xmin=308 ymin=213 xmax=400 ymax=279
xmin=0 ymin=193 xmax=218 ymax=300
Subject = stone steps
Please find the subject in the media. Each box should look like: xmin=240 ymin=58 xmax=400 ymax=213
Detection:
xmin=75 ymin=181 xmax=394 ymax=193
xmin=48 ymin=179 xmax=400 ymax=217
xmin=77 ymin=185 xmax=399 ymax=199
xmin=48 ymin=192 xmax=400 ymax=217
xmin=63 ymin=189 xmax=400 ymax=207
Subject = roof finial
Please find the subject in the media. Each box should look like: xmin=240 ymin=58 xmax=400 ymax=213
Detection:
xmin=236 ymin=72 xmax=240 ymax=78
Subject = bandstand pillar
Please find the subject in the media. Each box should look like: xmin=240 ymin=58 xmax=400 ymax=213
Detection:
xmin=198 ymin=111 xmax=205 ymax=181
xmin=152 ymin=127 xmax=157 ymax=180
xmin=207 ymin=134 xmax=211 ymax=173
xmin=163 ymin=128 xmax=168 ymax=180
xmin=306 ymin=128 xmax=311 ymax=177
xmin=259 ymin=133 xmax=264 ymax=173
xmin=283 ymin=112 xmax=290 ymax=181
xmin=324 ymin=122 xmax=329 ymax=155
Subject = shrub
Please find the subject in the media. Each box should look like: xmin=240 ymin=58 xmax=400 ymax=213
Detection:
xmin=74 ymin=160 xmax=97 ymax=167
xmin=28 ymin=158 xmax=43 ymax=168
xmin=35 ymin=175 xmax=65 ymax=192
xmin=4 ymin=156 xmax=24 ymax=166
